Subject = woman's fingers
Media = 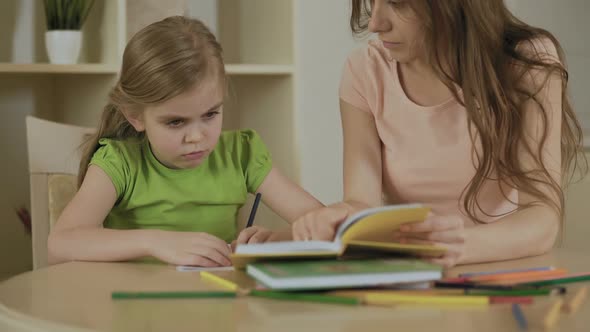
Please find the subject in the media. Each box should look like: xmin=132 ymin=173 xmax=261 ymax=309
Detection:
xmin=397 ymin=230 xmax=465 ymax=243
xmin=400 ymin=215 xmax=462 ymax=233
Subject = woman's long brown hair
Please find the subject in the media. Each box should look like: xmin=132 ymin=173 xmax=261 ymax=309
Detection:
xmin=78 ymin=16 xmax=225 ymax=186
xmin=351 ymin=0 xmax=587 ymax=224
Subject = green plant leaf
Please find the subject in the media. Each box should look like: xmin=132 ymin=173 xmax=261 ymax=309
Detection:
xmin=43 ymin=0 xmax=95 ymax=30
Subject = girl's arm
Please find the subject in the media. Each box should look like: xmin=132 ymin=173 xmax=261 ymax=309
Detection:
xmin=48 ymin=165 xmax=145 ymax=263
xmin=48 ymin=165 xmax=231 ymax=266
xmin=255 ymin=167 xmax=323 ymax=224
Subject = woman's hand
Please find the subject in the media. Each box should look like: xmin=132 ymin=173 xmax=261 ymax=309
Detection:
xmin=149 ymin=231 xmax=232 ymax=267
xmin=292 ymin=205 xmax=350 ymax=241
xmin=393 ymin=214 xmax=466 ymax=268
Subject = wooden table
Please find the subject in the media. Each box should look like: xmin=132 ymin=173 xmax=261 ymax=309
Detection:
xmin=1 ymin=249 xmax=589 ymax=332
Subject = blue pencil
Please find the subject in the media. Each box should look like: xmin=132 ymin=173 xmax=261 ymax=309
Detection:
xmin=511 ymin=303 xmax=528 ymax=330
xmin=246 ymin=193 xmax=262 ymax=228
xmin=459 ymin=266 xmax=553 ymax=278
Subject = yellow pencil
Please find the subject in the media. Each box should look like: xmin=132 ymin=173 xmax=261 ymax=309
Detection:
xmin=562 ymin=286 xmax=588 ymax=314
xmin=200 ymin=271 xmax=239 ymax=291
xmin=543 ymin=299 xmax=563 ymax=330
xmin=365 ymin=293 xmax=489 ymax=307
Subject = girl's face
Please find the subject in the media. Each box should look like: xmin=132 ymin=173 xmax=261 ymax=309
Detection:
xmin=130 ymin=77 xmax=224 ymax=169
xmin=368 ymin=0 xmax=426 ymax=64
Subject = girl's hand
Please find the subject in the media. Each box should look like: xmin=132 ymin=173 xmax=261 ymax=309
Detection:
xmin=149 ymin=231 xmax=232 ymax=267
xmin=235 ymin=226 xmax=275 ymax=245
xmin=393 ymin=214 xmax=466 ymax=268
xmin=292 ymin=206 xmax=349 ymax=241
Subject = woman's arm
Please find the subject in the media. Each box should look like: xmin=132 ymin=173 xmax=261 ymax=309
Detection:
xmin=460 ymin=65 xmax=563 ymax=264
xmin=341 ymin=99 xmax=384 ymax=210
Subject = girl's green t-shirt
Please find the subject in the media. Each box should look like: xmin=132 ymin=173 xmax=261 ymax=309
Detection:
xmin=89 ymin=130 xmax=272 ymax=243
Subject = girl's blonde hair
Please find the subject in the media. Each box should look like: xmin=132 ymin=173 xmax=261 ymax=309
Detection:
xmin=78 ymin=16 xmax=225 ymax=186
xmin=351 ymin=0 xmax=587 ymax=224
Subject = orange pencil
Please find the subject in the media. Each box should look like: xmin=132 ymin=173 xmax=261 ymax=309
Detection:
xmin=469 ymin=268 xmax=567 ymax=283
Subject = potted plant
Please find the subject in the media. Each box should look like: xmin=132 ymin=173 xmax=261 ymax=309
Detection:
xmin=43 ymin=0 xmax=95 ymax=64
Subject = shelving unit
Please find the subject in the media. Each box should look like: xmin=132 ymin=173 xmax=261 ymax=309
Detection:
xmin=0 ymin=0 xmax=126 ymax=279
xmin=0 ymin=0 xmax=298 ymax=278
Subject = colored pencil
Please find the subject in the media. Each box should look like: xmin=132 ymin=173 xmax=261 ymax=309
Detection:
xmin=111 ymin=291 xmax=236 ymax=300
xmin=562 ymin=286 xmax=588 ymax=314
xmin=365 ymin=293 xmax=489 ymax=306
xmin=520 ymin=272 xmax=590 ymax=287
xmin=468 ymin=269 xmax=567 ymax=283
xmin=200 ymin=271 xmax=239 ymax=291
xmin=459 ymin=266 xmax=554 ymax=278
xmin=511 ymin=303 xmax=528 ymax=330
xmin=249 ymin=290 xmax=361 ymax=305
xmin=543 ymin=299 xmax=564 ymax=329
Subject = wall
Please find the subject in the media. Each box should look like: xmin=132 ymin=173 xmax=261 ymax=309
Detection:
xmin=295 ymin=0 xmax=363 ymax=204
xmin=0 ymin=0 xmax=50 ymax=280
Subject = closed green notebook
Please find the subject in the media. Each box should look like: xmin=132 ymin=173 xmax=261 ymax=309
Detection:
xmin=247 ymin=259 xmax=442 ymax=291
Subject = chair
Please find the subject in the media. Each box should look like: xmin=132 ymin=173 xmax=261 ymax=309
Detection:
xmin=26 ymin=116 xmax=95 ymax=269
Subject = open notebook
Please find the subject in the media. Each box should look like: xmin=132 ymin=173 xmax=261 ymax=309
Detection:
xmin=231 ymin=204 xmax=446 ymax=268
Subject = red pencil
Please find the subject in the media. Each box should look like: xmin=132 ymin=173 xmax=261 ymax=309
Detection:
xmin=490 ymin=296 xmax=534 ymax=305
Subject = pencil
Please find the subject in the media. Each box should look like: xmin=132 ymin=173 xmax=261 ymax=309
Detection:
xmin=466 ymin=289 xmax=558 ymax=297
xmin=562 ymin=286 xmax=588 ymax=314
xmin=365 ymin=293 xmax=489 ymax=306
xmin=249 ymin=290 xmax=361 ymax=306
xmin=329 ymin=290 xmax=534 ymax=304
xmin=459 ymin=266 xmax=554 ymax=278
xmin=111 ymin=291 xmax=236 ymax=300
xmin=511 ymin=303 xmax=528 ymax=330
xmin=469 ymin=269 xmax=567 ymax=283
xmin=543 ymin=299 xmax=563 ymax=330
xmin=490 ymin=296 xmax=534 ymax=305
xmin=434 ymin=281 xmax=521 ymax=291
xmin=200 ymin=271 xmax=239 ymax=291
xmin=520 ymin=272 xmax=590 ymax=287
xmin=246 ymin=193 xmax=262 ymax=228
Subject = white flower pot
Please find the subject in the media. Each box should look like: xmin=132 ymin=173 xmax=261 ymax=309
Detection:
xmin=45 ymin=30 xmax=82 ymax=64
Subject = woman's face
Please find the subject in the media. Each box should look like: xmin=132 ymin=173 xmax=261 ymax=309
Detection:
xmin=368 ymin=0 xmax=426 ymax=64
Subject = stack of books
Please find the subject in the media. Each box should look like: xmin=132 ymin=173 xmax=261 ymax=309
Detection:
xmin=232 ymin=204 xmax=445 ymax=290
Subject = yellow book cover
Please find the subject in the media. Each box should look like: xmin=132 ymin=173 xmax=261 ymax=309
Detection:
xmin=231 ymin=204 xmax=446 ymax=268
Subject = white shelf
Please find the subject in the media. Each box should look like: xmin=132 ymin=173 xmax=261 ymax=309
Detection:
xmin=225 ymin=64 xmax=294 ymax=76
xmin=0 ymin=63 xmax=294 ymax=76
xmin=0 ymin=63 xmax=119 ymax=74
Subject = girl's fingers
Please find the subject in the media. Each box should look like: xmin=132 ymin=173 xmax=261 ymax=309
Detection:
xmin=183 ymin=254 xmax=222 ymax=267
xmin=197 ymin=233 xmax=233 ymax=256
xmin=190 ymin=246 xmax=232 ymax=266
xmin=236 ymin=227 xmax=258 ymax=244
xmin=248 ymin=230 xmax=273 ymax=244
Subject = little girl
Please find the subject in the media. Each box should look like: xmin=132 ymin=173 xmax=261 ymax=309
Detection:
xmin=48 ymin=16 xmax=321 ymax=267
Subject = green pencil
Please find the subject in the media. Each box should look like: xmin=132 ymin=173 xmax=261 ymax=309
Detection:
xmin=521 ymin=274 xmax=590 ymax=287
xmin=249 ymin=290 xmax=361 ymax=306
xmin=465 ymin=289 xmax=556 ymax=297
xmin=112 ymin=291 xmax=237 ymax=300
